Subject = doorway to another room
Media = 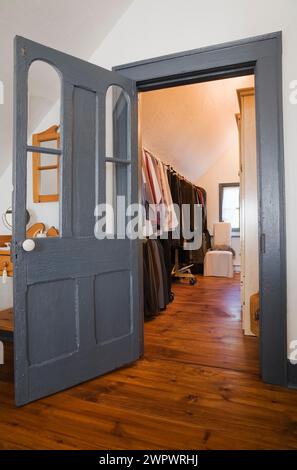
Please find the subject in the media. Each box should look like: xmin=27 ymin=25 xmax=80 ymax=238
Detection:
xmin=115 ymin=32 xmax=287 ymax=387
xmin=139 ymin=76 xmax=260 ymax=372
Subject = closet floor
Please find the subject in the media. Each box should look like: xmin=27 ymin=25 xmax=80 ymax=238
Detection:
xmin=1 ymin=274 xmax=297 ymax=450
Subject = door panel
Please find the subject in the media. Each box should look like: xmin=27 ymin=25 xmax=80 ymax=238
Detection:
xmin=27 ymin=279 xmax=78 ymax=365
xmin=72 ymin=86 xmax=97 ymax=237
xmin=13 ymin=36 xmax=142 ymax=406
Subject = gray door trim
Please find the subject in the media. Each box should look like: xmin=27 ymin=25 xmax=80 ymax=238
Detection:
xmin=114 ymin=31 xmax=287 ymax=386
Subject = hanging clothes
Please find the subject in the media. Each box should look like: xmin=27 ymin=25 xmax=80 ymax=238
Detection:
xmin=159 ymin=237 xmax=172 ymax=300
xmin=143 ymin=239 xmax=159 ymax=319
xmin=143 ymin=239 xmax=171 ymax=319
xmin=151 ymin=239 xmax=166 ymax=309
xmin=157 ymin=159 xmax=178 ymax=232
xmin=142 ymin=149 xmax=178 ymax=235
xmin=167 ymin=169 xmax=182 ymax=247
xmin=141 ymin=148 xmax=209 ymax=319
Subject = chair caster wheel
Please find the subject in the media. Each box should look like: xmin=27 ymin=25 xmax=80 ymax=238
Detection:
xmin=169 ymin=292 xmax=175 ymax=302
xmin=190 ymin=278 xmax=196 ymax=285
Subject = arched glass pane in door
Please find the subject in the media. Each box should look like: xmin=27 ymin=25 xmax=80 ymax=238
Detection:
xmin=27 ymin=60 xmax=61 ymax=236
xmin=105 ymin=85 xmax=131 ymax=238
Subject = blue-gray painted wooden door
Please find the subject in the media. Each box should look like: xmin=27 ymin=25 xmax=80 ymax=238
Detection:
xmin=13 ymin=37 xmax=142 ymax=406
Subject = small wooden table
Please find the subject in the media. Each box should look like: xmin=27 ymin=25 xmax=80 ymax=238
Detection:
xmin=0 ymin=308 xmax=14 ymax=341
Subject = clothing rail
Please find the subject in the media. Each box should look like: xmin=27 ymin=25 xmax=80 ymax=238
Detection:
xmin=143 ymin=148 xmax=203 ymax=192
xmin=143 ymin=148 xmax=198 ymax=286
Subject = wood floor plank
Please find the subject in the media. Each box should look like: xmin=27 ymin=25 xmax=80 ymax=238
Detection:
xmin=1 ymin=274 xmax=297 ymax=449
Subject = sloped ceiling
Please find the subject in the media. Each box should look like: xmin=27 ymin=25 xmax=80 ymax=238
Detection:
xmin=141 ymin=75 xmax=254 ymax=182
xmin=0 ymin=0 xmax=134 ymax=175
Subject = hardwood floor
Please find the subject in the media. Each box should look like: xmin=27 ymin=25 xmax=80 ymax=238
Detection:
xmin=1 ymin=275 xmax=297 ymax=450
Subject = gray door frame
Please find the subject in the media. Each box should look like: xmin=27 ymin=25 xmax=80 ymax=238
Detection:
xmin=114 ymin=31 xmax=287 ymax=387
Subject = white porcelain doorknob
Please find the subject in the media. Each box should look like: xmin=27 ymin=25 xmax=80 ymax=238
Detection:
xmin=22 ymin=239 xmax=35 ymax=252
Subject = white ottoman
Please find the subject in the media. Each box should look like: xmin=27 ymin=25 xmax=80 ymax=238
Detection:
xmin=204 ymin=250 xmax=234 ymax=278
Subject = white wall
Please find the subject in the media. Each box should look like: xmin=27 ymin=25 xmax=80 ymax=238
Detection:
xmin=88 ymin=0 xmax=297 ymax=355
xmin=0 ymin=103 xmax=60 ymax=310
xmin=0 ymin=0 xmax=134 ymax=177
xmin=0 ymin=164 xmax=13 ymax=234
xmin=0 ymin=278 xmax=13 ymax=311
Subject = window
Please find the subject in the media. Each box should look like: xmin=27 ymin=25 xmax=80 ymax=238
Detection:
xmin=219 ymin=183 xmax=240 ymax=233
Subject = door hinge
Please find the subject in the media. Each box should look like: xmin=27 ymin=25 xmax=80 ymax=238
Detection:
xmin=12 ymin=241 xmax=21 ymax=263
xmin=260 ymin=233 xmax=266 ymax=254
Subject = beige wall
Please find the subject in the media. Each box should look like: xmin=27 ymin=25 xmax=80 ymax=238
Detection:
xmin=141 ymin=76 xmax=254 ymax=267
xmin=140 ymin=77 xmax=253 ymax=181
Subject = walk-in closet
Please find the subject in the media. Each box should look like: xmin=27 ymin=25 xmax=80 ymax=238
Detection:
xmin=139 ymin=74 xmax=260 ymax=353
